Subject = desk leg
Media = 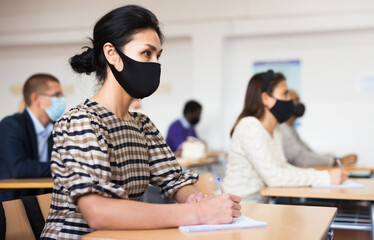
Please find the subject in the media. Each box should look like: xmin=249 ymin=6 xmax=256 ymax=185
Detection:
xmin=326 ymin=228 xmax=334 ymax=240
xmin=371 ymin=202 xmax=374 ymax=240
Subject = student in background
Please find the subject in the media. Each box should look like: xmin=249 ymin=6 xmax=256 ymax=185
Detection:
xmin=166 ymin=100 xmax=202 ymax=152
xmin=281 ymin=89 xmax=358 ymax=167
xmin=41 ymin=6 xmax=240 ymax=240
xmin=222 ymin=70 xmax=348 ymax=203
xmin=0 ymin=73 xmax=65 ymax=201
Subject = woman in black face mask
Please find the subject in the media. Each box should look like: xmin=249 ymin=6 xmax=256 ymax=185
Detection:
xmin=281 ymin=89 xmax=358 ymax=168
xmin=41 ymin=5 xmax=241 ymax=240
xmin=222 ymin=70 xmax=349 ymax=203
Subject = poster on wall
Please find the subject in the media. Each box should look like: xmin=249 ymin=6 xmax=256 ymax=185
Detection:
xmin=253 ymin=60 xmax=301 ymax=93
xmin=356 ymin=74 xmax=374 ymax=94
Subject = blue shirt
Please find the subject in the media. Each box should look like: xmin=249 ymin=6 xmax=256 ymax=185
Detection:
xmin=165 ymin=116 xmax=198 ymax=152
xmin=179 ymin=116 xmax=191 ymax=129
xmin=26 ymin=108 xmax=53 ymax=163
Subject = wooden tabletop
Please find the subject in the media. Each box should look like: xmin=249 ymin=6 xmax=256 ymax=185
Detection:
xmin=0 ymin=178 xmax=53 ymax=189
xmin=83 ymin=203 xmax=336 ymax=240
xmin=177 ymin=151 xmax=226 ymax=167
xmin=205 ymin=151 xmax=227 ymax=157
xmin=310 ymin=166 xmax=374 ymax=171
xmin=260 ymin=178 xmax=374 ymax=201
xmin=177 ymin=157 xmax=217 ymax=167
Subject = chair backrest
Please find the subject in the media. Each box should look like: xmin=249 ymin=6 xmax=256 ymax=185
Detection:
xmin=194 ymin=172 xmax=216 ymax=195
xmin=1 ymin=193 xmax=52 ymax=240
xmin=37 ymin=193 xmax=52 ymax=221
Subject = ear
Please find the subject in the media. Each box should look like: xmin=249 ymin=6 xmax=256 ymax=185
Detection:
xmin=29 ymin=92 xmax=40 ymax=107
xmin=261 ymin=92 xmax=270 ymax=107
xmin=103 ymin=43 xmax=119 ymax=65
xmin=104 ymin=43 xmax=124 ymax=72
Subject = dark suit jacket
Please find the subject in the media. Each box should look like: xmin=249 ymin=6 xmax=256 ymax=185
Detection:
xmin=0 ymin=110 xmax=52 ymax=201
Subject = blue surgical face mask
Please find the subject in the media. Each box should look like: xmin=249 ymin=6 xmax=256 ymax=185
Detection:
xmin=44 ymin=97 xmax=66 ymax=121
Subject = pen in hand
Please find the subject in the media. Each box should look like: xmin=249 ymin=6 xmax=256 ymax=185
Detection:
xmin=334 ymin=157 xmax=350 ymax=184
xmin=217 ymin=178 xmax=225 ymax=194
xmin=217 ymin=178 xmax=242 ymax=218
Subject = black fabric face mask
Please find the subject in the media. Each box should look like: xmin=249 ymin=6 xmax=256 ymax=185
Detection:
xmin=106 ymin=48 xmax=161 ymax=99
xmin=270 ymin=98 xmax=294 ymax=123
xmin=294 ymin=103 xmax=305 ymax=117
xmin=189 ymin=117 xmax=200 ymax=126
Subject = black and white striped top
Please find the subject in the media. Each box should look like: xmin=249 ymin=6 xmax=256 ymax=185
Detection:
xmin=41 ymin=99 xmax=198 ymax=240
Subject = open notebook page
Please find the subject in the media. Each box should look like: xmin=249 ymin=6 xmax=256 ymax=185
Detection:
xmin=312 ymin=179 xmax=364 ymax=188
xmin=179 ymin=215 xmax=267 ymax=232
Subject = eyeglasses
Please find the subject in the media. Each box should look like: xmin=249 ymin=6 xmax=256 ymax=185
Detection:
xmin=39 ymin=92 xmax=64 ymax=98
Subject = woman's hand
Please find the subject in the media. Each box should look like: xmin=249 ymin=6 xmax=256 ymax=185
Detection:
xmin=195 ymin=193 xmax=241 ymax=225
xmin=328 ymin=168 xmax=349 ymax=184
xmin=186 ymin=192 xmax=209 ymax=203
xmin=339 ymin=154 xmax=358 ymax=165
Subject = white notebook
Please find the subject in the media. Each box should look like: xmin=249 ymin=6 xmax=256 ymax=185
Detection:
xmin=312 ymin=179 xmax=364 ymax=188
xmin=178 ymin=215 xmax=267 ymax=232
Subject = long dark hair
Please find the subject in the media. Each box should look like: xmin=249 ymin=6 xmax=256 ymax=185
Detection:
xmin=230 ymin=71 xmax=286 ymax=137
xmin=69 ymin=5 xmax=164 ymax=84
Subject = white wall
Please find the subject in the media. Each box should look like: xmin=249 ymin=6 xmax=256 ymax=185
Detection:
xmin=0 ymin=43 xmax=96 ymax=114
xmin=0 ymin=0 xmax=374 ymax=163
xmin=224 ymin=30 xmax=374 ymax=163
xmin=142 ymin=37 xmax=194 ymax=136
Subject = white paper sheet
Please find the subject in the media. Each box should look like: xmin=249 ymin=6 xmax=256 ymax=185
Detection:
xmin=312 ymin=179 xmax=364 ymax=188
xmin=178 ymin=215 xmax=267 ymax=232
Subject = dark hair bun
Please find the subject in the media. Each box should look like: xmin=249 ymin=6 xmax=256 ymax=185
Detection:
xmin=70 ymin=5 xmax=163 ymax=82
xmin=69 ymin=47 xmax=95 ymax=75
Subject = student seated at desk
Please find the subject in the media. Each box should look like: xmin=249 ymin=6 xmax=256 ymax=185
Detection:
xmin=41 ymin=6 xmax=241 ymax=240
xmin=0 ymin=73 xmax=65 ymax=201
xmin=281 ymin=89 xmax=358 ymax=167
xmin=166 ymin=100 xmax=202 ymax=153
xmin=222 ymin=70 xmax=349 ymax=203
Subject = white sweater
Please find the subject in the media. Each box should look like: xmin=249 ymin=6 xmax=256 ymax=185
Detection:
xmin=223 ymin=117 xmax=331 ymax=203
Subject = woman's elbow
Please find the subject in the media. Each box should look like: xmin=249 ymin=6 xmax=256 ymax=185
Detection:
xmin=77 ymin=194 xmax=107 ymax=230
xmin=265 ymin=180 xmax=279 ymax=187
xmin=264 ymin=177 xmax=284 ymax=187
xmin=85 ymin=215 xmax=103 ymax=230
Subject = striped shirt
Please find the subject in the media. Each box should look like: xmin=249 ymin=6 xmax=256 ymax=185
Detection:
xmin=41 ymin=99 xmax=198 ymax=240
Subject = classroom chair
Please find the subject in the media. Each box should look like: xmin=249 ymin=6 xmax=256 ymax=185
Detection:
xmin=0 ymin=193 xmax=52 ymax=240
xmin=195 ymin=172 xmax=216 ymax=195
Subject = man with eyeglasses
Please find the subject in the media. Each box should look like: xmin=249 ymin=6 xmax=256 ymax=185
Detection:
xmin=0 ymin=73 xmax=65 ymax=201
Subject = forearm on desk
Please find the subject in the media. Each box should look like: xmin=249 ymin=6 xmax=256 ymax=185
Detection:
xmin=78 ymin=193 xmax=199 ymax=230
xmin=297 ymin=151 xmax=334 ymax=167
xmin=173 ymin=184 xmax=200 ymax=203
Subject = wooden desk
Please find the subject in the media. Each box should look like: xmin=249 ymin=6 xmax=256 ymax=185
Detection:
xmin=260 ymin=178 xmax=374 ymax=239
xmin=0 ymin=178 xmax=53 ymax=189
xmin=177 ymin=151 xmax=227 ymax=168
xmin=311 ymin=166 xmax=374 ymax=172
xmin=83 ymin=203 xmax=336 ymax=240
xmin=206 ymin=151 xmax=227 ymax=157
xmin=177 ymin=157 xmax=217 ymax=167
xmin=308 ymin=166 xmax=374 ymax=178
xmin=260 ymin=178 xmax=374 ymax=201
